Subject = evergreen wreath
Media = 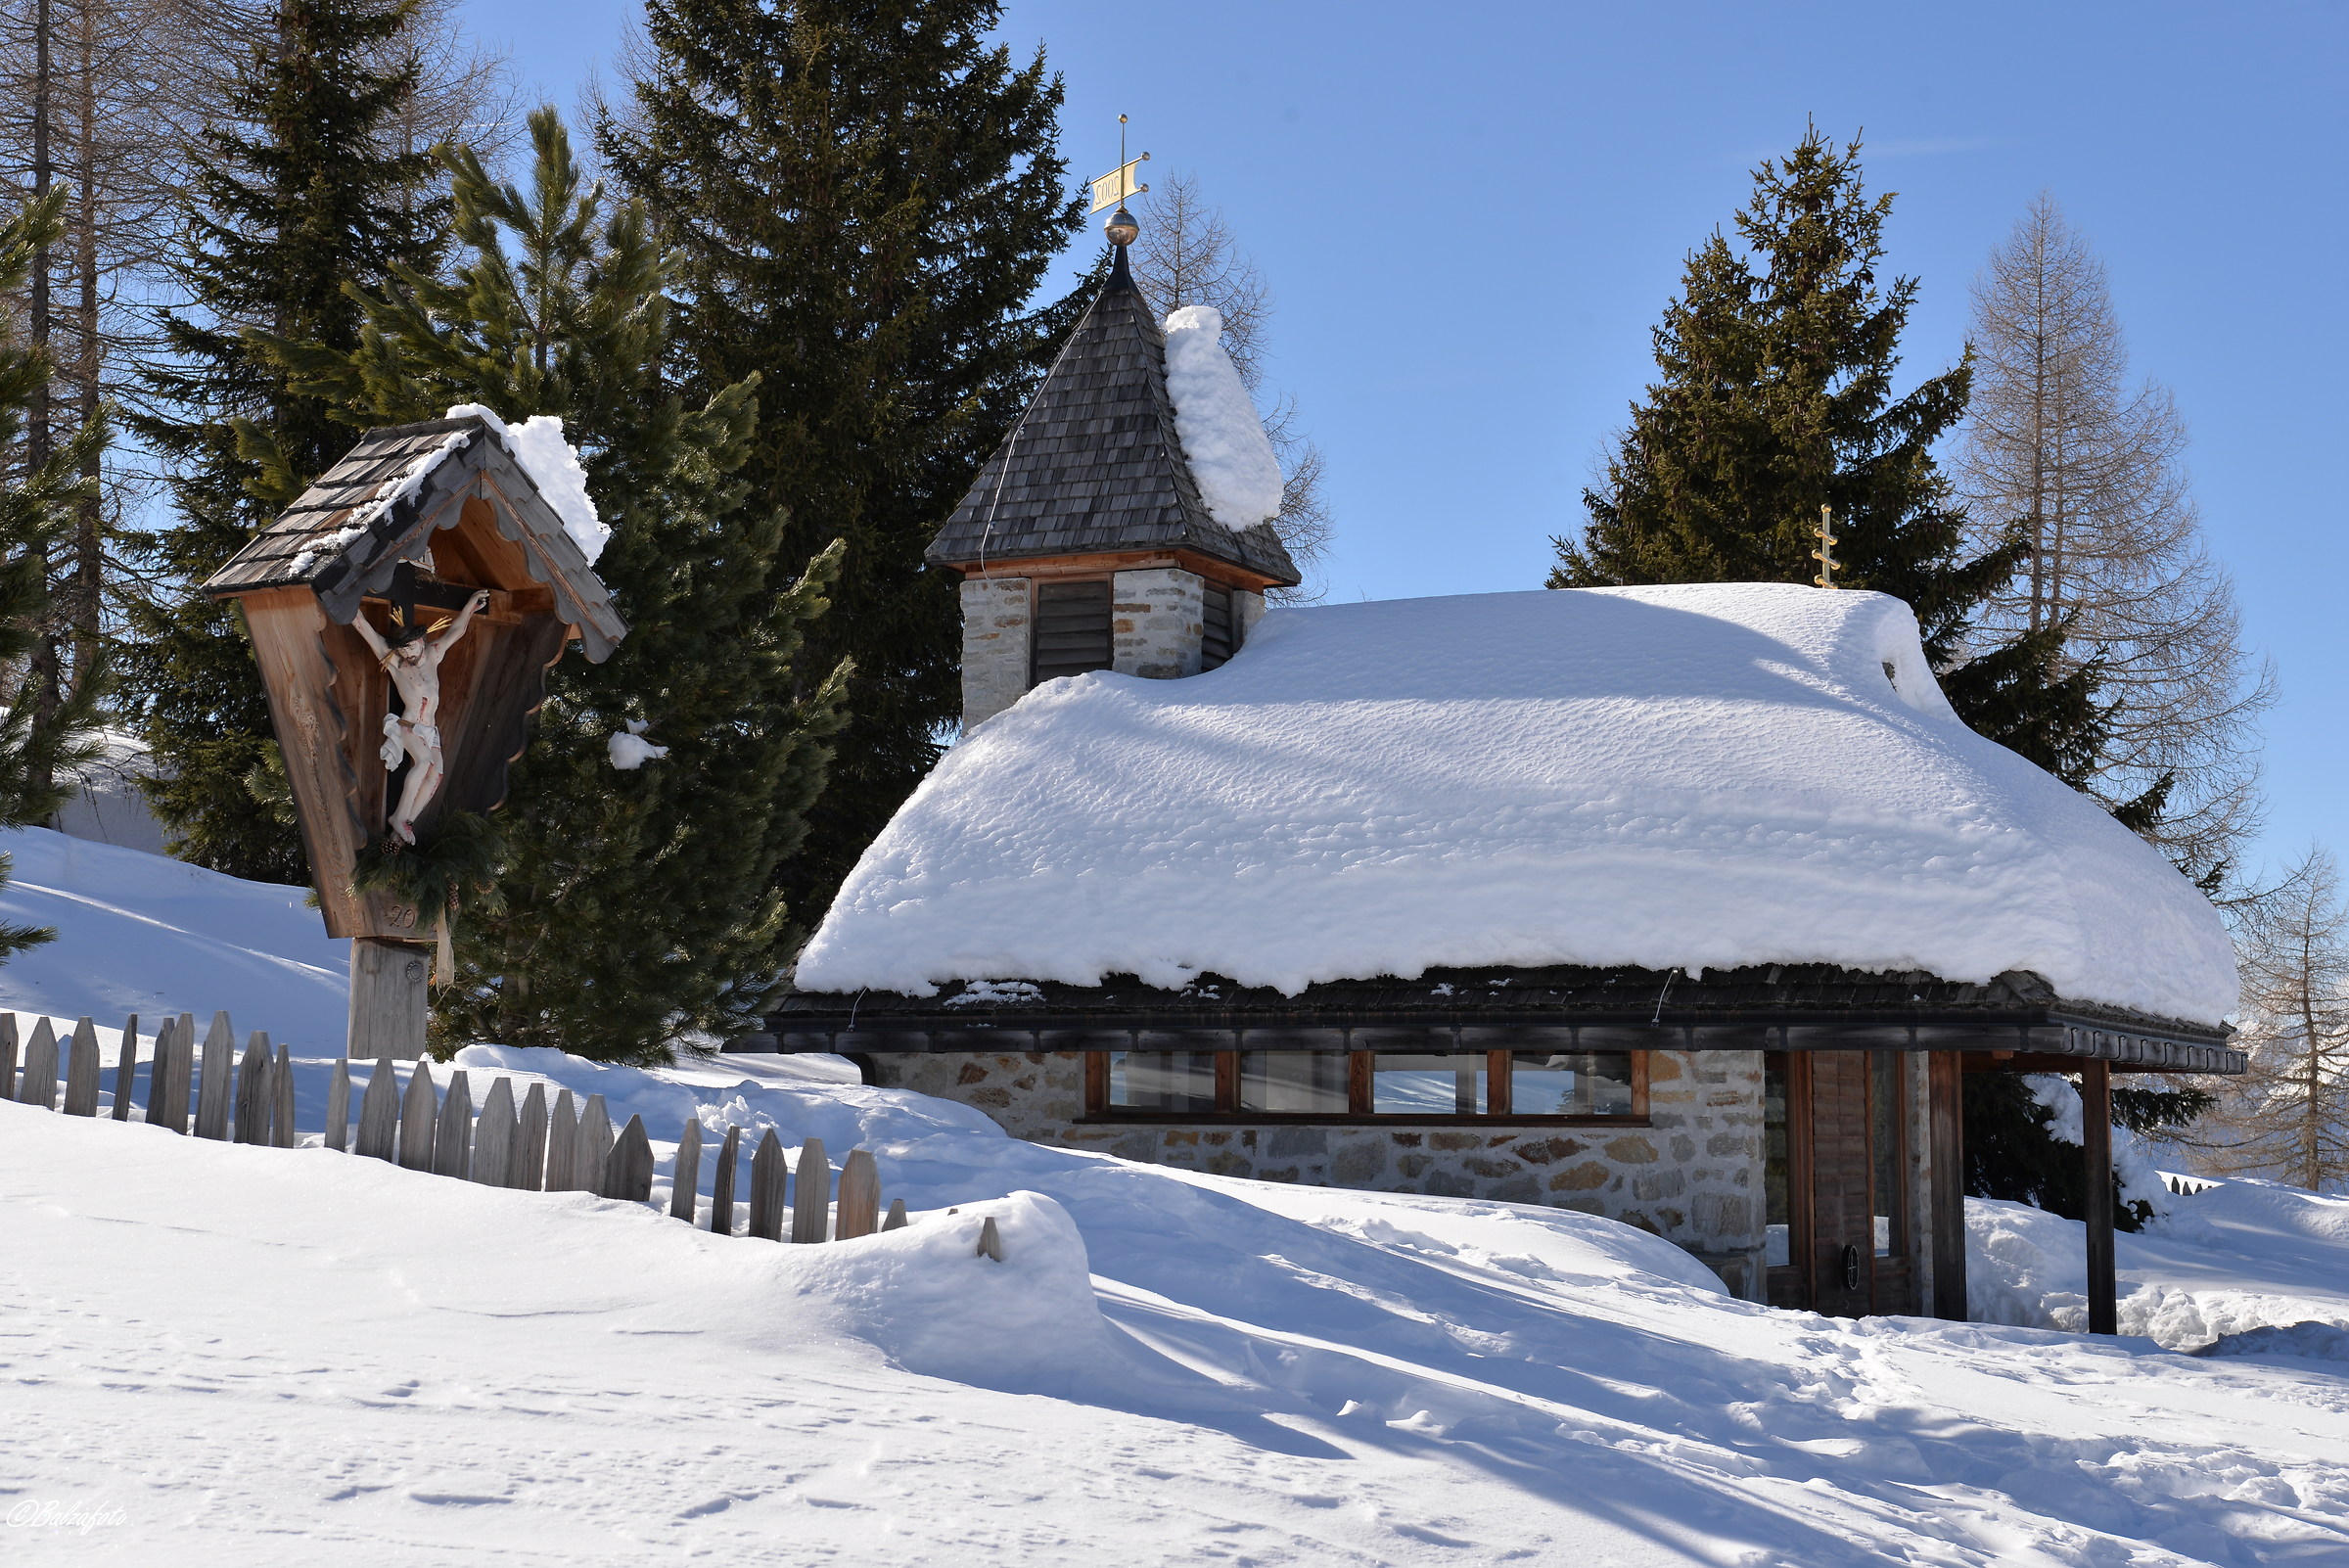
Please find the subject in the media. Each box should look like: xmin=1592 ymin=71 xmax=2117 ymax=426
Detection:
xmin=350 ymin=811 xmax=506 ymax=931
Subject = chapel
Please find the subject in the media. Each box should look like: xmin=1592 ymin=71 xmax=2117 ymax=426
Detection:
xmin=770 ymin=210 xmax=2242 ymax=1326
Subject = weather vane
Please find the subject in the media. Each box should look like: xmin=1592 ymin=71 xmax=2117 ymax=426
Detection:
xmin=1091 ymin=114 xmax=1149 ymax=247
xmin=1813 ymin=502 xmax=1840 ymax=588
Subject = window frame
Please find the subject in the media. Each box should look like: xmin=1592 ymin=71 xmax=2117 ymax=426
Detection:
xmin=1082 ymin=1048 xmax=1649 ymax=1126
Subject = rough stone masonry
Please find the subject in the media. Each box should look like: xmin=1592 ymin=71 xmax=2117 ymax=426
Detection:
xmin=861 ymin=1047 xmax=1775 ymax=1299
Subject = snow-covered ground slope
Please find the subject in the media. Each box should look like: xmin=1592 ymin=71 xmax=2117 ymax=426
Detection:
xmin=1970 ymin=1180 xmax=2349 ymax=1349
xmin=12 ymin=1053 xmax=2349 ymax=1567
xmin=798 ymin=584 xmax=2235 ymax=1024
xmin=0 ymin=826 xmax=345 ymax=1047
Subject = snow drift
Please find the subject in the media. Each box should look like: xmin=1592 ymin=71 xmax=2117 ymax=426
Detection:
xmin=798 ymin=583 xmax=2236 ymax=1023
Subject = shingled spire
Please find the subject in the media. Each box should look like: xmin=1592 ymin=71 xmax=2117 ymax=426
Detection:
xmin=932 ymin=219 xmax=1300 ymax=729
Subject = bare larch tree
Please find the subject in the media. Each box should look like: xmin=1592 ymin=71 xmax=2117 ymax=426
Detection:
xmin=2189 ymin=847 xmax=2349 ymax=1192
xmin=1132 ymin=170 xmax=1331 ymax=597
xmin=1958 ymin=194 xmax=2274 ymax=881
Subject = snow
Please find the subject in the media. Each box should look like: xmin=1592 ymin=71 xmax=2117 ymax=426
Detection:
xmin=5 ymin=840 xmax=2349 ymax=1562
xmin=0 ymin=827 xmax=346 ymax=1048
xmin=1162 ymin=305 xmax=1284 ymax=530
xmin=799 ymin=583 xmax=2237 ymax=1023
xmin=443 ymin=402 xmax=610 ymax=565
xmin=1968 ymin=1177 xmax=2349 ymax=1351
xmin=14 ymin=1050 xmax=2349 ymax=1563
xmin=605 ymin=719 xmax=668 ymax=770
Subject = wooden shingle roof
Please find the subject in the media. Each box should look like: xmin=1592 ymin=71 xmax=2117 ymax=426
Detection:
xmin=203 ymin=414 xmax=626 ymax=662
xmin=927 ymin=250 xmax=1301 ymax=587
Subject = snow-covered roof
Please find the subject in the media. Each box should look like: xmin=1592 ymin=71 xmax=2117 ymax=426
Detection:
xmin=203 ymin=411 xmax=624 ymax=661
xmin=796 ymin=583 xmax=2238 ymax=1026
xmin=923 ymin=248 xmax=1299 ymax=587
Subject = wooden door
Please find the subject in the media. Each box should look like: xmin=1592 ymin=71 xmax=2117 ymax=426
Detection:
xmin=1808 ymin=1052 xmax=1875 ymax=1315
xmin=1765 ymin=1051 xmax=1914 ymax=1316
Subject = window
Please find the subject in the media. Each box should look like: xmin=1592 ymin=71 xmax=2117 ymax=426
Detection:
xmin=1509 ymin=1051 xmax=1635 ymax=1116
xmin=1032 ymin=578 xmax=1113 ymax=682
xmin=1374 ymin=1054 xmax=1488 ymax=1114
xmin=1086 ymin=1038 xmax=1646 ymax=1122
xmin=1105 ymin=1050 xmax=1217 ymax=1113
xmin=1201 ymin=583 xmax=1235 ymax=669
xmin=1239 ymin=1051 xmax=1348 ymax=1113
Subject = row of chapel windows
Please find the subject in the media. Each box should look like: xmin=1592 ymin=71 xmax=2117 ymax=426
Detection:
xmin=1089 ymin=1049 xmax=1644 ymax=1121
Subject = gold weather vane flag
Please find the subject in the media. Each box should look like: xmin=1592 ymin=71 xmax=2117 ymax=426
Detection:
xmin=1090 ymin=115 xmax=1150 ymax=212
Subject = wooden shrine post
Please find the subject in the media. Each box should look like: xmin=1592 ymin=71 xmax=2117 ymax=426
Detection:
xmin=201 ymin=415 xmax=627 ymax=1058
xmin=350 ymin=939 xmax=431 ymax=1060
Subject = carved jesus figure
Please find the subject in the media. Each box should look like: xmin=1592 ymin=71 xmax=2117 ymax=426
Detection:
xmin=351 ymin=590 xmax=490 ymax=845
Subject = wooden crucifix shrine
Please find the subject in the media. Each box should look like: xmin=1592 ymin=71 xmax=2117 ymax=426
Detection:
xmin=204 ymin=414 xmax=627 ymax=1058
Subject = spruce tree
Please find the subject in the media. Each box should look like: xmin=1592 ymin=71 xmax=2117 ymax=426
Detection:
xmin=1549 ymin=127 xmax=2104 ymax=782
xmin=122 ymin=0 xmax=444 ymax=882
xmin=599 ymin=0 xmax=1083 ymax=915
xmin=256 ymin=110 xmax=849 ymax=1062
xmin=0 ymin=194 xmax=108 ymax=957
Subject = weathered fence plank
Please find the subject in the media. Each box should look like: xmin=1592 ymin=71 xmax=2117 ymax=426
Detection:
xmin=326 ymin=1058 xmax=350 ymax=1151
xmin=545 ymin=1090 xmax=577 ymax=1191
xmin=791 ymin=1137 xmax=830 ymax=1244
xmin=355 ymin=1057 xmax=400 ymax=1161
xmin=21 ymin=1017 xmax=58 ymax=1109
xmin=883 ymin=1198 xmax=908 ymax=1232
xmin=711 ymin=1125 xmax=740 ymax=1236
xmin=397 ymin=1061 xmax=438 ymax=1172
xmin=577 ymin=1095 xmax=613 ymax=1188
xmin=836 ymin=1148 xmax=880 ymax=1239
xmin=511 ymin=1084 xmax=548 ymax=1190
xmin=0 ymin=1012 xmax=17 ymax=1104
xmin=603 ymin=1116 xmax=653 ymax=1202
xmin=148 ymin=1016 xmax=183 ymax=1133
xmin=193 ymin=1012 xmax=233 ymax=1139
xmin=473 ymin=1079 xmax=515 ymax=1185
xmin=111 ymin=1015 xmax=138 ymax=1121
xmin=433 ymin=1072 xmax=473 ymax=1178
xmin=270 ymin=1042 xmax=297 ymax=1147
xmin=749 ymin=1130 xmax=786 ymax=1241
xmin=233 ymin=1033 xmax=273 ymax=1144
xmin=977 ymin=1217 xmax=1003 ymax=1262
xmin=669 ymin=1120 xmax=702 ymax=1223
xmin=63 ymin=1017 xmax=102 ymax=1117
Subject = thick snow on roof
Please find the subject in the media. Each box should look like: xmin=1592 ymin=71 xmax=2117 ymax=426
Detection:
xmin=797 ymin=583 xmax=2237 ymax=1024
xmin=1162 ymin=305 xmax=1283 ymax=530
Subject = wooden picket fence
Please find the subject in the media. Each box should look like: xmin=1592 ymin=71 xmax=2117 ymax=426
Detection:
xmin=0 ymin=1008 xmax=928 ymax=1248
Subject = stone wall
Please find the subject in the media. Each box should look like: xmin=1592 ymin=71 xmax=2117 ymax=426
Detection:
xmin=957 ymin=576 xmax=1032 ymax=728
xmin=1111 ymin=568 xmax=1205 ymax=680
xmin=863 ymin=1048 xmax=1772 ymax=1299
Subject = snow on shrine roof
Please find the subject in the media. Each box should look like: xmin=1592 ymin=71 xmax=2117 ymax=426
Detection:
xmin=202 ymin=414 xmax=624 ymax=660
xmin=795 ymin=583 xmax=2238 ymax=1026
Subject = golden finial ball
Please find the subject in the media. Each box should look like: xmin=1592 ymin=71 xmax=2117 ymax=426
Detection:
xmin=1105 ymin=206 xmax=1139 ymax=247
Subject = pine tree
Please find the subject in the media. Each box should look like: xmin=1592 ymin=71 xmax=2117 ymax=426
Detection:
xmin=0 ymin=193 xmax=108 ymax=957
xmin=256 ymin=110 xmax=849 ymax=1062
xmin=598 ymin=0 xmax=1083 ymax=915
xmin=1549 ymin=127 xmax=2104 ymax=782
xmin=120 ymin=0 xmax=444 ymax=882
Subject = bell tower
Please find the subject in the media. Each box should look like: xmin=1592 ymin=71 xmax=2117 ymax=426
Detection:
xmin=927 ymin=183 xmax=1299 ymax=729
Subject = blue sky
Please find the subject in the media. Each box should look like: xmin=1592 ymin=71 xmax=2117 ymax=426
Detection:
xmin=468 ymin=0 xmax=2345 ymax=882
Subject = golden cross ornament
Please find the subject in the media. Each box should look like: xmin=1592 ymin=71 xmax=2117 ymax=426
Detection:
xmin=1813 ymin=503 xmax=1841 ymax=588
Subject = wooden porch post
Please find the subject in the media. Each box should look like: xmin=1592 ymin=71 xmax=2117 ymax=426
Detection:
xmin=2081 ymin=1058 xmax=2117 ymax=1334
xmin=1927 ymin=1051 xmax=1967 ymax=1320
